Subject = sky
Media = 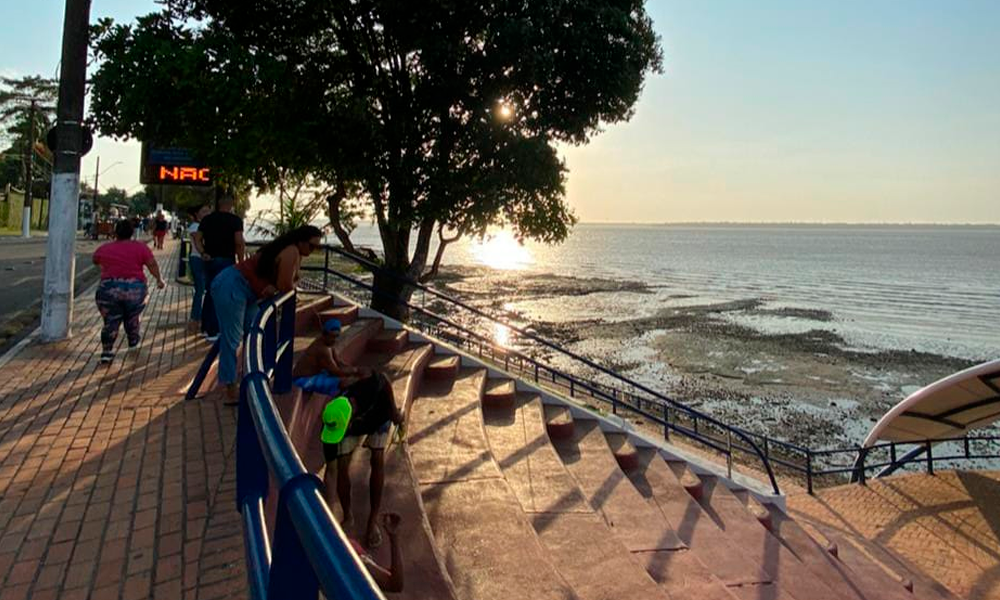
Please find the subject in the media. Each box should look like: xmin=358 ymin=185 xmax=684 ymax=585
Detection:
xmin=2 ymin=1 xmax=998 ymax=224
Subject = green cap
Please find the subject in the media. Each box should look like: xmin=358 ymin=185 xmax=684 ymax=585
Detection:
xmin=321 ymin=396 xmax=353 ymax=444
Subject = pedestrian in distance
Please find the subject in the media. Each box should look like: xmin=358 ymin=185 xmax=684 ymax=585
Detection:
xmin=153 ymin=211 xmax=168 ymax=249
xmin=211 ymin=225 xmax=323 ymax=401
xmin=187 ymin=204 xmax=211 ymax=332
xmin=92 ymin=219 xmax=165 ymax=364
xmin=323 ymin=369 xmax=403 ymax=549
xmin=198 ymin=194 xmax=245 ymax=342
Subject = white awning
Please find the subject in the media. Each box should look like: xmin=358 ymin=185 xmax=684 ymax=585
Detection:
xmin=862 ymin=359 xmax=1000 ymax=447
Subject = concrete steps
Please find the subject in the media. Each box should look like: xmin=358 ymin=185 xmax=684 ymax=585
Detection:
xmin=550 ymin=416 xmax=737 ymax=600
xmin=341 ymin=343 xmax=459 ymax=600
xmin=692 ymin=473 xmax=845 ymax=600
xmin=760 ymin=502 xmax=913 ymax=600
xmin=424 ymin=354 xmax=461 ymax=381
xmin=366 ymin=328 xmax=408 ymax=354
xmin=797 ymin=519 xmax=963 ymax=600
xmin=286 ymin=294 xmax=960 ymax=600
xmin=627 ymin=448 xmax=774 ymax=589
xmin=482 ymin=378 xmax=516 ymax=411
xmin=544 ymin=405 xmax=574 ymax=440
xmin=408 ymin=369 xmax=579 ymax=600
xmin=483 ymin=393 xmax=671 ymax=600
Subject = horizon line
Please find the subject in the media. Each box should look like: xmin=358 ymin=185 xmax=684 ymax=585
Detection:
xmin=575 ymin=220 xmax=1000 ymax=227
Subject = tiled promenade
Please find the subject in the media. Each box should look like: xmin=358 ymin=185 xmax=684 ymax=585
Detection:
xmin=0 ymin=241 xmax=247 ymax=600
xmin=789 ymin=470 xmax=1000 ymax=600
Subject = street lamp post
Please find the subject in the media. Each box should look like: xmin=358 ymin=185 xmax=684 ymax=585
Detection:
xmin=41 ymin=0 xmax=92 ymax=341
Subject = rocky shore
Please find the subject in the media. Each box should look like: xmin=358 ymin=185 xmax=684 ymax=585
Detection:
xmin=430 ymin=265 xmax=986 ymax=451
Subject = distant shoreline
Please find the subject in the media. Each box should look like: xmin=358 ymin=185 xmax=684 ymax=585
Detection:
xmin=575 ymin=221 xmax=1000 ymax=228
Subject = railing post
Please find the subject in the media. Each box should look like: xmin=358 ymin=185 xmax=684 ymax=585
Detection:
xmin=322 ymin=247 xmax=330 ymax=290
xmin=858 ymin=448 xmax=867 ymax=486
xmin=534 ymin=363 xmax=539 ymax=382
xmin=178 ymin=239 xmax=188 ymax=279
xmin=726 ymin=430 xmax=733 ymax=479
xmin=274 ymin=294 xmax=296 ymax=394
xmin=964 ymin=436 xmax=971 ymax=458
xmin=185 ymin=340 xmax=220 ymax=400
xmin=263 ymin=317 xmax=277 ymax=376
xmin=663 ymin=406 xmax=670 ymax=441
xmin=926 ymin=442 xmax=934 ymax=475
xmin=806 ymin=453 xmax=814 ymax=494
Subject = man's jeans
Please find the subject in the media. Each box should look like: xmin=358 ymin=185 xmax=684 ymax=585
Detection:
xmin=201 ymin=257 xmax=235 ymax=337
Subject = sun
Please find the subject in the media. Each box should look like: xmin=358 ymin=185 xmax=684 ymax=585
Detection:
xmin=471 ymin=230 xmax=533 ymax=270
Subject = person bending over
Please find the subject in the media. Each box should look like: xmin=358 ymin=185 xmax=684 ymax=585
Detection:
xmin=324 ymin=370 xmax=403 ymax=548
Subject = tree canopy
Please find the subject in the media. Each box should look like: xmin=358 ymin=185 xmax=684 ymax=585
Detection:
xmin=91 ymin=0 xmax=662 ymax=315
xmin=0 ymin=76 xmax=58 ymax=193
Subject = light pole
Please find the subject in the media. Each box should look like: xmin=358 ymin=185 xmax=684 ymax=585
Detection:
xmin=41 ymin=0 xmax=91 ymax=341
xmin=21 ymin=99 xmax=36 ymax=238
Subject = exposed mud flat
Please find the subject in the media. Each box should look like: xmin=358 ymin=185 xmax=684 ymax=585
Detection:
xmin=428 ymin=265 xmax=991 ymax=451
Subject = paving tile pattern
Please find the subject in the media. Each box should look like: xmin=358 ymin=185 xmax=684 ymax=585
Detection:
xmin=0 ymin=241 xmax=247 ymax=600
xmin=788 ymin=470 xmax=1000 ymax=600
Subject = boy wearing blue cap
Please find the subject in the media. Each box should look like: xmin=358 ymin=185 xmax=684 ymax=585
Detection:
xmin=292 ymin=319 xmax=369 ymax=398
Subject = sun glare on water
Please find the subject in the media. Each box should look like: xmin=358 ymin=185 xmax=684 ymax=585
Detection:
xmin=471 ymin=230 xmax=533 ymax=270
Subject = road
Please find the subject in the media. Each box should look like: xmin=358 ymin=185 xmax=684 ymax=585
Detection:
xmin=0 ymin=236 xmax=113 ymax=352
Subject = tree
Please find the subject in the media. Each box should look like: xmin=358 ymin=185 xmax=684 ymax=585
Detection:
xmin=0 ymin=76 xmax=58 ymax=192
xmin=96 ymin=186 xmax=129 ymax=211
xmin=90 ymin=1 xmax=663 ymax=318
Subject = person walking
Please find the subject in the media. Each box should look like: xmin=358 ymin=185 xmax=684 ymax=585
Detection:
xmin=187 ymin=204 xmax=211 ymax=331
xmin=92 ymin=219 xmax=166 ymax=364
xmin=211 ymin=225 xmax=323 ymax=400
xmin=153 ymin=211 xmax=168 ymax=249
xmin=198 ymin=194 xmax=245 ymax=342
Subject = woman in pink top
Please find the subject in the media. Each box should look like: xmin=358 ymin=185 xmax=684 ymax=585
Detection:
xmin=92 ymin=219 xmax=166 ymax=364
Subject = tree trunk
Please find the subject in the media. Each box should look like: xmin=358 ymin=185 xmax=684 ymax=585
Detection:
xmin=370 ymin=266 xmax=412 ymax=322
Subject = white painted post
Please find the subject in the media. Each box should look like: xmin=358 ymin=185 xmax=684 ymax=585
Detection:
xmin=41 ymin=0 xmax=91 ymax=341
xmin=41 ymin=173 xmax=80 ymax=340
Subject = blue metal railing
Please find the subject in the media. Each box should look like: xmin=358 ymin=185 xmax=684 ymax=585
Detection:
xmin=233 ymin=290 xmax=386 ymax=600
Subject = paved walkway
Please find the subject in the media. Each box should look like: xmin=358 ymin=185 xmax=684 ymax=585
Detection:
xmin=788 ymin=470 xmax=1000 ymax=600
xmin=0 ymin=241 xmax=247 ymax=600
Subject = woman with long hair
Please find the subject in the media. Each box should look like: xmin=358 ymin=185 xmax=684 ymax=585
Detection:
xmin=211 ymin=225 xmax=324 ymax=399
xmin=92 ymin=219 xmax=166 ymax=364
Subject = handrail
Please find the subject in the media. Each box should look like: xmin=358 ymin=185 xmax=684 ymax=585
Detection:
xmin=236 ymin=289 xmax=386 ymax=600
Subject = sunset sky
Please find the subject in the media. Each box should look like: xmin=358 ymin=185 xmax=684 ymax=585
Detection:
xmin=3 ymin=0 xmax=998 ymax=223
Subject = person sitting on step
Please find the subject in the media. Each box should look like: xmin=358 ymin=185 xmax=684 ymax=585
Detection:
xmin=292 ymin=318 xmax=369 ymax=399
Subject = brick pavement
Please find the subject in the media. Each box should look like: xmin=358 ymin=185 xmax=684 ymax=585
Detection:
xmin=0 ymin=241 xmax=247 ymax=600
xmin=788 ymin=470 xmax=1000 ymax=600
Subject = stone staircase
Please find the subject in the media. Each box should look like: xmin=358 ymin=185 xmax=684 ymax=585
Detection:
xmin=274 ymin=292 xmax=960 ymax=600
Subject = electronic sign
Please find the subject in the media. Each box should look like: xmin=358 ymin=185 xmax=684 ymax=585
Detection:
xmin=140 ymin=144 xmax=213 ymax=187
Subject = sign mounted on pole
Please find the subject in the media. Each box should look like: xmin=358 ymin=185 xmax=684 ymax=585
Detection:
xmin=140 ymin=144 xmax=213 ymax=187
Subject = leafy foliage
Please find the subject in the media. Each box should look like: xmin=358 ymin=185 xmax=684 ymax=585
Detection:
xmin=0 ymin=76 xmax=58 ymax=192
xmin=90 ymin=0 xmax=662 ymax=315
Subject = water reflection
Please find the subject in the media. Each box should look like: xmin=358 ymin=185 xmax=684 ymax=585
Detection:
xmin=470 ymin=230 xmax=533 ymax=270
xmin=494 ymin=323 xmax=512 ymax=348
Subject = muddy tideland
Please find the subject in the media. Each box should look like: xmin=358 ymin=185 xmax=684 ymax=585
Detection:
xmin=429 ymin=265 xmax=991 ymax=452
